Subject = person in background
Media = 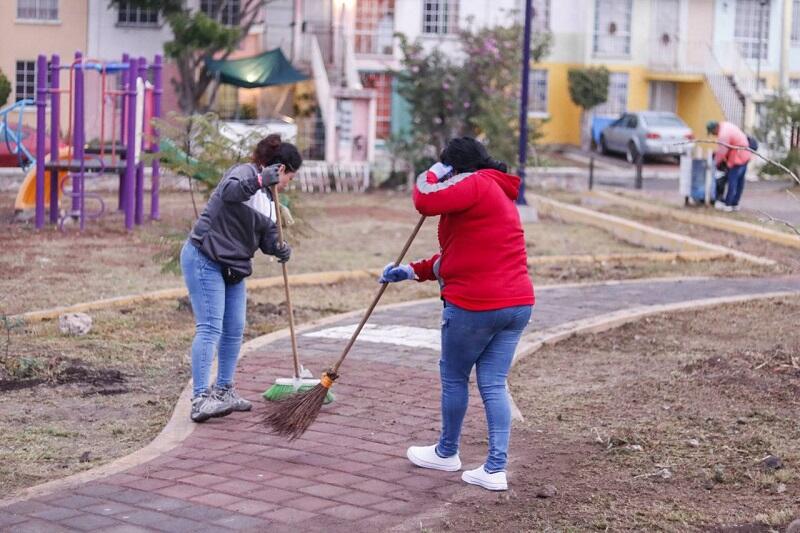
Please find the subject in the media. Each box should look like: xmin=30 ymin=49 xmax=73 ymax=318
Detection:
xmin=380 ymin=137 xmax=534 ymax=491
xmin=706 ymin=120 xmax=752 ymax=212
xmin=180 ymin=134 xmax=301 ymax=423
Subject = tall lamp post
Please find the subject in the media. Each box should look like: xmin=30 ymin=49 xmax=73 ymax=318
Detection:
xmin=517 ymin=0 xmax=533 ymax=207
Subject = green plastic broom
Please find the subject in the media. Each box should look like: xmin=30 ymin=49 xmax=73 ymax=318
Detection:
xmin=262 ymin=185 xmax=334 ymax=404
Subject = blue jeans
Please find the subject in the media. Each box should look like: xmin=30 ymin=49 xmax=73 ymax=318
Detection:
xmin=180 ymin=242 xmax=247 ymax=397
xmin=436 ymin=302 xmax=533 ymax=473
xmin=724 ymin=163 xmax=748 ymax=206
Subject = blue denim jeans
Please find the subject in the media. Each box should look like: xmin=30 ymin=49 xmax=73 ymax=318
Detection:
xmin=724 ymin=163 xmax=748 ymax=207
xmin=180 ymin=242 xmax=247 ymax=397
xmin=435 ymin=302 xmax=533 ymax=473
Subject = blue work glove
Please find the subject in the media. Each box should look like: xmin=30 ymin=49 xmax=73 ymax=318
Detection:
xmin=259 ymin=164 xmax=281 ymax=190
xmin=428 ymin=162 xmax=453 ymax=181
xmin=379 ymin=263 xmax=416 ymax=283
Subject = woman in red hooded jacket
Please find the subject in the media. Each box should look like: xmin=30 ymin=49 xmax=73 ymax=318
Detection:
xmin=380 ymin=137 xmax=534 ymax=491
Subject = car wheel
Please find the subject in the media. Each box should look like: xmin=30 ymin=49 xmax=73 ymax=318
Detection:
xmin=626 ymin=142 xmax=640 ymax=165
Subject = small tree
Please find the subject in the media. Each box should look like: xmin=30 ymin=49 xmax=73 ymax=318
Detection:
xmin=0 ymin=70 xmax=10 ymax=107
xmin=110 ymin=0 xmax=272 ymax=114
xmin=568 ymin=66 xmax=610 ymax=151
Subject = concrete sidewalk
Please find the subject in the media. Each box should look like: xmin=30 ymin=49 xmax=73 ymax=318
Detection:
xmin=1 ymin=276 xmax=799 ymax=532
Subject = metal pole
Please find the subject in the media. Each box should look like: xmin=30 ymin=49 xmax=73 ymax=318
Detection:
xmin=516 ymin=0 xmax=533 ymax=205
xmin=635 ymin=159 xmax=643 ymax=190
xmin=135 ymin=57 xmax=146 ymax=226
xmin=49 ymin=55 xmax=60 ymax=224
xmin=74 ymin=51 xmax=86 ymax=231
xmin=124 ymin=57 xmax=136 ymax=231
xmin=35 ymin=55 xmax=47 ymax=229
xmin=588 ymin=156 xmax=595 ymax=190
xmin=151 ymin=54 xmax=162 ymax=221
xmin=118 ymin=53 xmax=129 ymax=211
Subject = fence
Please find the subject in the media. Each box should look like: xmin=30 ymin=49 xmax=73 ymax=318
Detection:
xmin=294 ymin=160 xmax=370 ymax=193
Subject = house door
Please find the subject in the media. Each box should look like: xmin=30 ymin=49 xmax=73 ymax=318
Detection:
xmin=649 ymin=81 xmax=677 ymax=113
xmin=651 ymin=0 xmax=680 ymax=69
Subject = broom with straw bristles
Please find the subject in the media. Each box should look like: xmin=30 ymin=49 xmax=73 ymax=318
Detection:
xmin=263 ymin=214 xmax=427 ymax=440
xmin=262 ymin=185 xmax=335 ymax=404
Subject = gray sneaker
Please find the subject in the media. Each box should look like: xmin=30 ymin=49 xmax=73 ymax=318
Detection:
xmin=190 ymin=392 xmax=233 ymax=423
xmin=212 ymin=384 xmax=252 ymax=412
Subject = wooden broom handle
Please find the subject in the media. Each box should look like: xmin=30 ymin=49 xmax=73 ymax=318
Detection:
xmin=331 ymin=214 xmax=426 ymax=373
xmin=270 ymin=185 xmax=301 ymax=380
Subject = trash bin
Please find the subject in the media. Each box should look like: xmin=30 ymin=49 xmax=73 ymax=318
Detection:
xmin=679 ymin=152 xmax=717 ymax=205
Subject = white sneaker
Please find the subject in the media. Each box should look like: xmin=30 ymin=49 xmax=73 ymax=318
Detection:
xmin=406 ymin=444 xmax=461 ymax=472
xmin=461 ymin=464 xmax=508 ymax=491
xmin=714 ymin=201 xmax=733 ymax=212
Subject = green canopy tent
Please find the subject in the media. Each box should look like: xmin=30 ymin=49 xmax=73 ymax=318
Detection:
xmin=205 ymin=48 xmax=308 ymax=88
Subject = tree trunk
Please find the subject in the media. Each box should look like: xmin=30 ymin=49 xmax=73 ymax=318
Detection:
xmin=580 ymin=109 xmax=591 ymax=152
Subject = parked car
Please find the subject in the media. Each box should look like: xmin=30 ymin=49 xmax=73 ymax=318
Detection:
xmin=598 ymin=111 xmax=694 ymax=163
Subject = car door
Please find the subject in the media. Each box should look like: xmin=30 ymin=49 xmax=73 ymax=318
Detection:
xmin=604 ymin=115 xmax=626 ymax=152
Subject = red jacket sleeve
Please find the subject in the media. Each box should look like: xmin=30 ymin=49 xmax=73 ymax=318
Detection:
xmin=412 ymin=170 xmax=479 ymax=216
xmin=410 ymin=253 xmax=440 ymax=282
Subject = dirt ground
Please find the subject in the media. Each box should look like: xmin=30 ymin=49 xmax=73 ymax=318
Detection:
xmin=0 ymin=185 xmax=787 ymax=499
xmin=0 ymin=188 xmax=756 ymax=315
xmin=435 ymin=297 xmax=800 ymax=532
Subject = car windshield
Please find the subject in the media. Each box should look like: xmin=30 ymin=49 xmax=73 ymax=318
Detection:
xmin=643 ymin=115 xmax=685 ymax=128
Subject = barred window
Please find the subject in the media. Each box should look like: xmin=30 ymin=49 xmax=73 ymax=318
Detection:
xmin=355 ymin=0 xmax=395 ymax=55
xmin=17 ymin=0 xmax=58 ymax=20
xmin=792 ymin=0 xmax=800 ymax=44
xmin=593 ymin=72 xmax=629 ymax=116
xmin=15 ymin=61 xmax=36 ymax=102
xmin=360 ymin=72 xmax=393 ymax=139
xmin=117 ymin=1 xmax=158 ymax=26
xmin=200 ymin=0 xmax=241 ymax=26
xmin=528 ymin=69 xmax=548 ymax=114
xmin=422 ymin=0 xmax=458 ymax=35
xmin=533 ymin=0 xmax=550 ymax=32
xmin=734 ymin=0 xmax=770 ymax=59
xmin=593 ymin=0 xmax=632 ymax=57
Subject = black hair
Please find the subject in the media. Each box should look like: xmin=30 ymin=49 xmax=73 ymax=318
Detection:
xmin=253 ymin=134 xmax=303 ymax=172
xmin=439 ymin=137 xmax=508 ymax=174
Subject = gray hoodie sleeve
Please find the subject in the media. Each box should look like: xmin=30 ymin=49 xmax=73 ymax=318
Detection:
xmin=220 ymin=164 xmax=262 ymax=203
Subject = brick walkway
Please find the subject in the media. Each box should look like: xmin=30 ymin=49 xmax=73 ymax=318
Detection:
xmin=2 ymin=276 xmax=798 ymax=532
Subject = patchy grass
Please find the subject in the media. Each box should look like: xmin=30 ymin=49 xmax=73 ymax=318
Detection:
xmin=433 ymin=297 xmax=800 ymax=532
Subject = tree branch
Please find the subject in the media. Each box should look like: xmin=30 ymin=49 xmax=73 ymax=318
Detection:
xmin=755 ymin=210 xmax=800 ymax=236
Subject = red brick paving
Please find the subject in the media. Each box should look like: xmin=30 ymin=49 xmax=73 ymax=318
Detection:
xmin=2 ymin=277 xmax=798 ymax=532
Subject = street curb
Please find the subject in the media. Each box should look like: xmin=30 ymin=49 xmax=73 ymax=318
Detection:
xmin=530 ymin=194 xmax=776 ymax=266
xmin=590 ymin=189 xmax=800 ymax=249
xmin=5 ymin=280 xmax=798 ymax=507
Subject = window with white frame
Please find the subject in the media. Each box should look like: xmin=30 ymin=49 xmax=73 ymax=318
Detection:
xmin=734 ymin=0 xmax=770 ymax=59
xmin=593 ymin=72 xmax=628 ymax=116
xmin=792 ymin=0 xmax=800 ymax=45
xmin=533 ymin=0 xmax=550 ymax=32
xmin=355 ymin=0 xmax=395 ymax=55
xmin=200 ymin=0 xmax=241 ymax=26
xmin=17 ymin=0 xmax=58 ymax=21
xmin=593 ymin=0 xmax=632 ymax=57
xmin=422 ymin=0 xmax=458 ymax=35
xmin=789 ymin=77 xmax=800 ymax=90
xmin=15 ymin=61 xmax=36 ymax=102
xmin=528 ymin=69 xmax=548 ymax=114
xmin=15 ymin=60 xmax=52 ymax=101
xmin=117 ymin=1 xmax=158 ymax=26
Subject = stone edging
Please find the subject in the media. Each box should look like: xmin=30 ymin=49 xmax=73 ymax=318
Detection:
xmin=4 ymin=281 xmax=797 ymax=508
xmin=590 ymin=189 xmax=800 ymax=250
xmin=530 ymin=194 xmax=776 ymax=266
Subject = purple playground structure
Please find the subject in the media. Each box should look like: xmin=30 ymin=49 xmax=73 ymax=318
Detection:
xmin=33 ymin=51 xmax=163 ymax=231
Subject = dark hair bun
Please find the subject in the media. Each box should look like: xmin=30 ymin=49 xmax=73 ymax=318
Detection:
xmin=440 ymin=137 xmax=507 ymax=174
xmin=253 ymin=134 xmax=303 ymax=172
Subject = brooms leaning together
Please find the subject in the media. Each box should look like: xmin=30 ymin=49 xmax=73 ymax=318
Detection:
xmin=262 ymin=214 xmax=427 ymax=440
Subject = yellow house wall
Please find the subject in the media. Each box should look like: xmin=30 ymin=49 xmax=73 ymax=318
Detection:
xmin=0 ymin=0 xmax=88 ymax=130
xmin=676 ymin=81 xmax=725 ymax=139
xmin=537 ymin=64 xmax=650 ymax=145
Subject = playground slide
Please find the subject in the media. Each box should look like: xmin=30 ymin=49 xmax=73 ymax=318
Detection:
xmin=14 ymin=148 xmax=71 ymax=211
